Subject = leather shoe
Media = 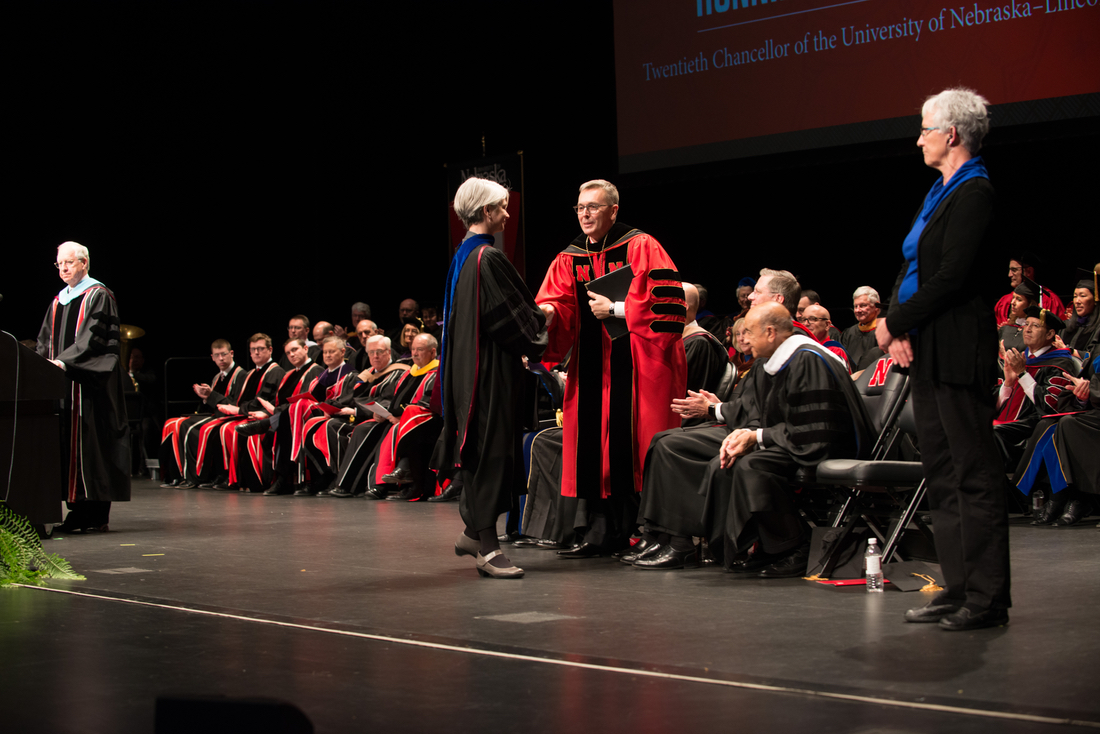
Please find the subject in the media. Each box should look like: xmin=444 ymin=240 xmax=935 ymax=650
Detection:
xmin=618 ymin=540 xmax=663 ymax=565
xmin=757 ymin=545 xmax=810 ymax=579
xmin=612 ymin=538 xmax=652 ymax=561
xmin=536 ymin=539 xmax=567 ymax=549
xmin=939 ymin=607 xmax=1009 ymax=631
xmin=363 ymin=488 xmax=388 ymax=500
xmin=905 ymin=600 xmax=962 ymax=623
xmin=235 ymin=417 xmax=271 ymax=436
xmin=454 ymin=532 xmax=480 ymax=558
xmin=726 ymin=550 xmax=781 ymax=574
xmin=1056 ymin=498 xmax=1085 ymax=526
xmin=476 ymin=550 xmax=524 ymax=579
xmin=498 ymin=531 xmax=521 ymax=543
xmin=428 ymin=484 xmax=461 ymax=502
xmin=511 ymin=537 xmax=544 ymax=548
xmin=381 ymin=467 xmax=412 ymax=485
xmin=176 ymin=480 xmax=197 ymax=490
xmin=1032 ymin=495 xmax=1066 ymax=525
xmin=292 ymin=485 xmax=314 ymax=497
xmin=262 ymin=478 xmax=293 ymax=496
xmin=633 ymin=545 xmax=695 ymax=569
xmin=159 ymin=479 xmax=180 ymax=488
xmin=326 ymin=487 xmax=355 ymax=498
xmin=556 ymin=542 xmax=605 ymax=559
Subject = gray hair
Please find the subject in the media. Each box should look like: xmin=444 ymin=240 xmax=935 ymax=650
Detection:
xmin=852 ymin=286 xmax=881 ymax=305
xmin=413 ymin=332 xmax=438 ymax=351
xmin=321 ymin=335 xmax=346 ymax=351
xmin=454 ymin=177 xmax=509 ymax=229
xmin=579 ymin=179 xmax=619 ymax=207
xmin=922 ymin=87 xmax=991 ymax=155
xmin=58 ymin=241 xmax=90 ymax=273
xmin=351 ymin=302 xmax=372 ymax=318
xmin=366 ymin=334 xmax=391 ymax=351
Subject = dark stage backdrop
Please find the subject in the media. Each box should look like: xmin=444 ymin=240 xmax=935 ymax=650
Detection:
xmin=6 ymin=2 xmax=1097 ymax=405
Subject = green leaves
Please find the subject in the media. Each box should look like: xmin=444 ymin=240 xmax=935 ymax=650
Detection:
xmin=0 ymin=503 xmax=85 ymax=588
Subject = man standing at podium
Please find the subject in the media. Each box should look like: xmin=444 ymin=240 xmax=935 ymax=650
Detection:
xmin=36 ymin=241 xmax=131 ymax=532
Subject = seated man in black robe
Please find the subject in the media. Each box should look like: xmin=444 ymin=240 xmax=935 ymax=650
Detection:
xmin=634 ymin=302 xmax=871 ymax=576
xmin=993 ymin=306 xmax=1080 ymax=473
xmin=839 ymin=286 xmax=887 ymax=373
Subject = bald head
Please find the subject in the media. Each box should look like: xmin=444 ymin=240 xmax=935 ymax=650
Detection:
xmin=802 ymin=304 xmax=831 ymax=341
xmin=683 ymin=283 xmax=700 ymax=323
xmin=744 ymin=302 xmax=794 ymax=361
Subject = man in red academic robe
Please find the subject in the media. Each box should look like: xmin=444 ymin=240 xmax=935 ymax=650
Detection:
xmin=536 ymin=179 xmax=687 ymax=556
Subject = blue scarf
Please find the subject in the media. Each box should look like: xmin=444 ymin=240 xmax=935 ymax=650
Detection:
xmin=438 ymin=233 xmax=493 ymax=412
xmin=898 ymin=156 xmax=989 ymax=305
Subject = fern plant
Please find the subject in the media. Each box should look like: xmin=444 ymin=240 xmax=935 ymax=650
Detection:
xmin=0 ymin=502 xmax=85 ymax=587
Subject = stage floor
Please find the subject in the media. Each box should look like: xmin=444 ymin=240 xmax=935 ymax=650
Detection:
xmin=3 ymin=479 xmax=1099 ymax=733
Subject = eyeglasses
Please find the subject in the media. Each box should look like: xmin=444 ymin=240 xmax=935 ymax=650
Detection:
xmin=54 ymin=258 xmax=83 ymax=269
xmin=573 ymin=203 xmax=609 ymax=215
xmin=919 ymin=126 xmax=942 ymax=137
xmin=249 ymin=346 xmax=270 ymax=352
xmin=802 ymin=316 xmax=829 ymax=323
xmin=367 ymin=349 xmax=388 ymax=356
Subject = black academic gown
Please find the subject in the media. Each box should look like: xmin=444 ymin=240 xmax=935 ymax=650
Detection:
xmin=36 ymin=281 xmax=131 ymax=507
xmin=435 ymin=239 xmax=547 ymax=530
xmin=700 ymin=339 xmax=872 ymax=564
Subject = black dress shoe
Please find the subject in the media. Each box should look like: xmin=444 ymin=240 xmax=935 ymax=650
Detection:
xmin=536 ymin=539 xmax=567 ymax=550
xmin=1056 ymin=498 xmax=1085 ymax=526
xmin=428 ymin=484 xmax=461 ymax=502
xmin=726 ymin=550 xmax=781 ymax=574
xmin=176 ymin=480 xmax=197 ymax=490
xmin=498 ymin=531 xmax=521 ymax=543
xmin=325 ymin=487 xmax=355 ymax=498
xmin=939 ymin=607 xmax=1009 ymax=631
xmin=262 ymin=478 xmax=294 ymax=496
xmin=757 ymin=545 xmax=810 ymax=578
xmin=618 ymin=540 xmax=662 ymax=565
xmin=556 ymin=542 xmax=605 ymax=559
xmin=905 ymin=600 xmax=963 ymax=623
xmin=633 ymin=545 xmax=695 ymax=569
xmin=511 ymin=537 xmax=543 ymax=547
xmin=159 ymin=479 xmax=180 ymax=488
xmin=235 ymin=418 xmax=271 ymax=436
xmin=1032 ymin=495 xmax=1066 ymax=525
xmin=381 ymin=467 xmax=412 ymax=485
xmin=293 ymin=485 xmax=315 ymax=497
xmin=612 ymin=538 xmax=651 ymax=561
xmin=363 ymin=488 xmax=387 ymax=500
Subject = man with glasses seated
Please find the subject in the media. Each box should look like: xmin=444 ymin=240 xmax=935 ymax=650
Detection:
xmin=801 ymin=303 xmax=850 ymax=373
xmin=160 ymin=339 xmax=247 ymax=488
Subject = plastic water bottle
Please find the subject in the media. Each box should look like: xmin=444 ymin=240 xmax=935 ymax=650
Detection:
xmin=865 ymin=538 xmax=883 ymax=593
xmin=1032 ymin=488 xmax=1046 ymax=520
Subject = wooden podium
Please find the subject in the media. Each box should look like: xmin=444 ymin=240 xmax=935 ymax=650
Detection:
xmin=0 ymin=333 xmax=67 ymax=524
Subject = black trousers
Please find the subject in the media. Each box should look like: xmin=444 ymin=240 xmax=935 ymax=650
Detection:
xmin=911 ymin=379 xmax=1011 ymax=611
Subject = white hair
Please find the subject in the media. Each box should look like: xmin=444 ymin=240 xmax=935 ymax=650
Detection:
xmin=852 ymin=286 xmax=880 ymax=304
xmin=922 ymin=87 xmax=991 ymax=155
xmin=454 ymin=178 xmax=509 ymax=229
xmin=58 ymin=241 xmax=90 ymax=273
xmin=366 ymin=334 xmax=391 ymax=351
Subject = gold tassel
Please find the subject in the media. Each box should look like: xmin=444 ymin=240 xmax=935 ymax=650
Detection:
xmin=913 ymin=573 xmax=943 ymax=592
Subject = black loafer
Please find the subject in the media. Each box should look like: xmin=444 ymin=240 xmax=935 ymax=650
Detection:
xmin=757 ymin=545 xmax=810 ymax=578
xmin=159 ymin=479 xmax=180 ymax=488
xmin=428 ymin=485 xmax=461 ymax=502
xmin=939 ymin=607 xmax=1009 ymax=631
xmin=633 ymin=545 xmax=695 ymax=569
xmin=905 ymin=601 xmax=962 ymax=623
xmin=556 ymin=542 xmax=604 ymax=559
xmin=363 ymin=488 xmax=387 ymax=500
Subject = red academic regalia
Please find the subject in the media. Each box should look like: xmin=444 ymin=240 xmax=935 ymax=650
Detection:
xmin=536 ymin=223 xmax=686 ymax=500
